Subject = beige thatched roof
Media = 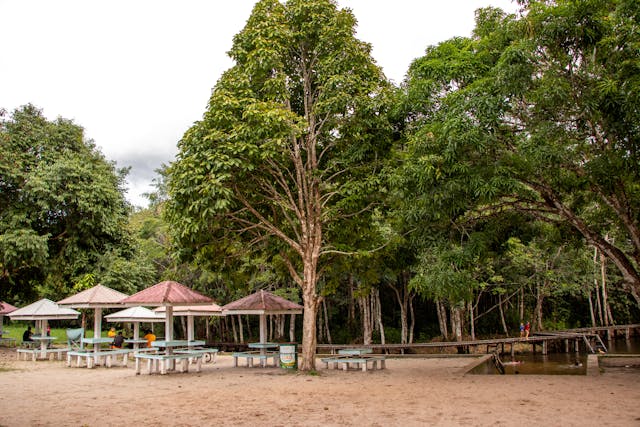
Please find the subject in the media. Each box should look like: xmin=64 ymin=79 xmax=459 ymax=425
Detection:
xmin=57 ymin=284 xmax=128 ymax=308
xmin=105 ymin=306 xmax=165 ymax=323
xmin=8 ymin=299 xmax=80 ymax=320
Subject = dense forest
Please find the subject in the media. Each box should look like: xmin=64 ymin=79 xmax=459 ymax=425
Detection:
xmin=2 ymin=0 xmax=639 ymax=370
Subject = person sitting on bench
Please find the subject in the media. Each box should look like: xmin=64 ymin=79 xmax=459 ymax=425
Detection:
xmin=111 ymin=331 xmax=125 ymax=349
xmin=22 ymin=326 xmax=33 ymax=342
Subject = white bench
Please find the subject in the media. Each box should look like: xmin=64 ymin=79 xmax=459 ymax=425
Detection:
xmin=17 ymin=347 xmax=68 ymax=362
xmin=232 ymin=350 xmax=279 ymax=368
xmin=321 ymin=355 xmax=386 ymax=371
xmin=66 ymin=349 xmax=132 ymax=368
xmin=134 ymin=352 xmax=204 ymax=375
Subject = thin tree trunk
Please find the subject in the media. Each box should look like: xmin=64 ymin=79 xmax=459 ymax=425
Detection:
xmin=469 ymin=301 xmax=476 ymax=341
xmin=436 ymin=299 xmax=449 ymax=340
xmin=408 ymin=293 xmax=415 ymax=344
xmin=376 ymin=288 xmax=386 ymax=345
xmin=323 ymin=298 xmax=332 ymax=345
xmin=587 ymin=291 xmax=596 ymax=328
xmin=359 ymin=293 xmax=372 ymax=345
xmin=289 ymin=313 xmax=296 ymax=342
xmin=231 ymin=315 xmax=238 ymax=343
xmin=498 ymin=293 xmax=508 ymax=336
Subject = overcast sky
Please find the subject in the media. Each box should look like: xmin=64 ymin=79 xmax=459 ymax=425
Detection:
xmin=1 ymin=0 xmax=519 ymax=207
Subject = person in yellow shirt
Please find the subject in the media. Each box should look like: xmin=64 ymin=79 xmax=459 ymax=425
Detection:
xmin=107 ymin=327 xmax=116 ymax=338
xmin=143 ymin=329 xmax=156 ymax=348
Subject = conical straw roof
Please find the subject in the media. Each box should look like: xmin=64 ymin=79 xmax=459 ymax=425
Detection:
xmin=121 ymin=281 xmax=213 ymax=306
xmin=57 ymin=284 xmax=128 ymax=308
xmin=222 ymin=290 xmax=302 ymax=315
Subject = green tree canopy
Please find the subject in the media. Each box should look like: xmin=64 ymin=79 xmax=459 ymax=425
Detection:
xmin=0 ymin=105 xmax=134 ymax=301
xmin=166 ymin=0 xmax=393 ymax=369
xmin=398 ymin=1 xmax=640 ymax=306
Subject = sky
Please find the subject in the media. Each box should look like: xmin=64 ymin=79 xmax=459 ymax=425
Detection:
xmin=1 ymin=0 xmax=519 ymax=207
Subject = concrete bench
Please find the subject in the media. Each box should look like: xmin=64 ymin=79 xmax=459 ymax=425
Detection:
xmin=134 ymin=352 xmax=204 ymax=375
xmin=321 ymin=355 xmax=386 ymax=372
xmin=17 ymin=347 xmax=68 ymax=362
xmin=232 ymin=350 xmax=279 ymax=368
xmin=174 ymin=348 xmax=219 ymax=364
xmin=0 ymin=337 xmax=16 ymax=347
xmin=67 ymin=349 xmax=132 ymax=368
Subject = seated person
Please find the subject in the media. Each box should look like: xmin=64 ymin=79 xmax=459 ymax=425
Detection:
xmin=107 ymin=327 xmax=116 ymax=338
xmin=111 ymin=331 xmax=125 ymax=349
xmin=22 ymin=326 xmax=33 ymax=342
xmin=143 ymin=330 xmax=156 ymax=348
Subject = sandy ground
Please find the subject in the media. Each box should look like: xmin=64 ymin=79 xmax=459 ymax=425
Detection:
xmin=0 ymin=348 xmax=639 ymax=427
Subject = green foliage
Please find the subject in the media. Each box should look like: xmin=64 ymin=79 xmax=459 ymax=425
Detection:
xmin=0 ymin=105 xmax=136 ymax=300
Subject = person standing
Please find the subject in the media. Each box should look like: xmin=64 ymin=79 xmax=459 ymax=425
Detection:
xmin=519 ymin=322 xmax=525 ymax=338
xmin=524 ymin=321 xmax=531 ymax=339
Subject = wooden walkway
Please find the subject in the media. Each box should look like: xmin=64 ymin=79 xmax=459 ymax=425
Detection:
xmin=316 ymin=324 xmax=640 ymax=357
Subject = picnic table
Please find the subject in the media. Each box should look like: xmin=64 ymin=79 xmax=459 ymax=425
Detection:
xmin=232 ymin=342 xmax=279 ymax=368
xmin=134 ymin=340 xmax=210 ymax=375
xmin=17 ymin=335 xmax=68 ymax=361
xmin=321 ymin=347 xmax=385 ymax=372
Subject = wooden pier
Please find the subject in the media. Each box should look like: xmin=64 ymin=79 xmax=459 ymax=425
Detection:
xmin=316 ymin=324 xmax=640 ymax=357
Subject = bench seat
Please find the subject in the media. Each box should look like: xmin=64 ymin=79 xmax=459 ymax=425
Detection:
xmin=321 ymin=355 xmax=386 ymax=371
xmin=232 ymin=350 xmax=279 ymax=368
xmin=17 ymin=347 xmax=68 ymax=362
xmin=134 ymin=351 xmax=204 ymax=375
xmin=67 ymin=349 xmax=132 ymax=368
xmin=0 ymin=337 xmax=16 ymax=347
xmin=174 ymin=348 xmax=219 ymax=364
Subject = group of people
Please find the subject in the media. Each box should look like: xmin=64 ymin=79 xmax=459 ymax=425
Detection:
xmin=519 ymin=321 xmax=531 ymax=339
xmin=108 ymin=327 xmax=156 ymax=349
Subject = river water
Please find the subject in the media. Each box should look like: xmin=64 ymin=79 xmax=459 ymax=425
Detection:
xmin=469 ymin=337 xmax=640 ymax=375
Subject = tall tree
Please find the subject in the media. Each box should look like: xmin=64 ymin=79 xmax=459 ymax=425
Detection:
xmin=0 ymin=105 xmax=133 ymax=300
xmin=399 ymin=1 xmax=640 ymax=307
xmin=166 ymin=0 xmax=392 ymax=369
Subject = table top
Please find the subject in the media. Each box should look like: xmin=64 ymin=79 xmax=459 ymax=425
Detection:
xmin=248 ymin=342 xmax=279 ymax=349
xmin=82 ymin=337 xmax=113 ymax=344
xmin=30 ymin=335 xmax=56 ymax=341
xmin=338 ymin=348 xmax=372 ymax=355
xmin=124 ymin=339 xmax=148 ymax=344
xmin=152 ymin=340 xmax=206 ymax=348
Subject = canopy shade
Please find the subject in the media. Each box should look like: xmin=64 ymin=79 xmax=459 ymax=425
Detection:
xmin=0 ymin=301 xmax=18 ymax=315
xmin=120 ymin=281 xmax=213 ymax=306
xmin=105 ymin=306 xmax=165 ymax=323
xmin=222 ymin=290 xmax=303 ymax=316
xmin=8 ymin=299 xmax=80 ymax=320
xmin=57 ymin=284 xmax=128 ymax=308
xmin=154 ymin=303 xmax=223 ymax=317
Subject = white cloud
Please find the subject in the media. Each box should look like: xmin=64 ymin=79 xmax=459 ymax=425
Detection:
xmin=1 ymin=0 xmax=519 ymax=207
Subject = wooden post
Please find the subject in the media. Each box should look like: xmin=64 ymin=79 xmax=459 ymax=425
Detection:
xmin=542 ymin=341 xmax=547 ymax=355
xmin=564 ymin=339 xmax=569 ymax=353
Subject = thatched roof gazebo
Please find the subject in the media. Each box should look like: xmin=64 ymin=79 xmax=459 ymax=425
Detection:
xmin=154 ymin=303 xmax=223 ymax=341
xmin=58 ymin=284 xmax=129 ymax=361
xmin=120 ymin=281 xmax=213 ymax=345
xmin=222 ymin=290 xmax=302 ymax=348
xmin=0 ymin=301 xmax=18 ymax=337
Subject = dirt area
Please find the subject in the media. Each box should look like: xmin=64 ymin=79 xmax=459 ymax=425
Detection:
xmin=0 ymin=347 xmax=639 ymax=426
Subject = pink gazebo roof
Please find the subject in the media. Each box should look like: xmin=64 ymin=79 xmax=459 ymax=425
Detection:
xmin=121 ymin=281 xmax=213 ymax=306
xmin=57 ymin=284 xmax=128 ymax=308
xmin=222 ymin=290 xmax=303 ymax=315
xmin=0 ymin=301 xmax=18 ymax=315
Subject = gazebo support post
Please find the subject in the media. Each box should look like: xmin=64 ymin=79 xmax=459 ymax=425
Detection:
xmin=94 ymin=307 xmax=103 ymax=365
